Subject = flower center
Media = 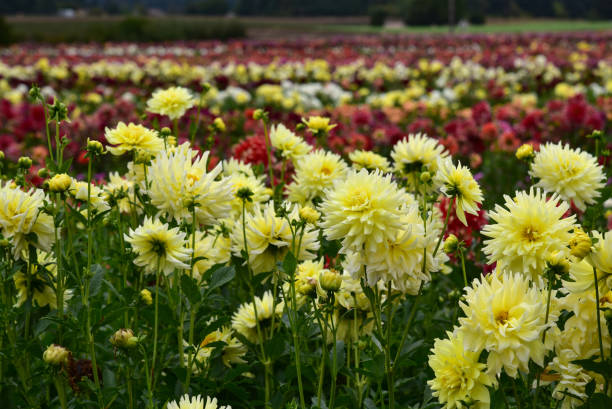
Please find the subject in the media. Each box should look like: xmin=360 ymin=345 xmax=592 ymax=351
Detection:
xmin=495 ymin=310 xmax=509 ymax=325
xmin=150 ymin=238 xmax=167 ymax=257
xmin=522 ymin=226 xmax=540 ymax=242
xmin=320 ymin=165 xmax=332 ymax=176
xmin=348 ymin=190 xmax=370 ymax=208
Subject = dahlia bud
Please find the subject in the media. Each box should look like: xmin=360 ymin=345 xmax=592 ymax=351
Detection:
xmin=515 ymin=144 xmax=534 ymax=161
xmin=569 ymin=229 xmax=591 ymax=260
xmin=0 ymin=150 xmax=4 ymax=160
xmin=319 ymin=269 xmax=342 ymax=293
xmin=160 ymin=127 xmax=172 ymax=138
xmin=110 ymin=328 xmax=138 ymax=348
xmin=38 ymin=168 xmax=49 ymax=178
xmin=212 ymin=117 xmax=226 ymax=132
xmin=140 ymin=289 xmax=153 ymax=305
xmin=299 ymin=206 xmax=320 ymax=224
xmin=86 ymin=139 xmax=104 ymax=155
xmin=0 ymin=238 xmax=10 ymax=248
xmin=419 ymin=171 xmax=431 ymax=183
xmin=252 ymin=109 xmax=266 ymax=121
xmin=166 ymin=135 xmax=177 ymax=147
xmin=43 ymin=344 xmax=70 ymax=365
xmin=29 ymin=84 xmax=42 ymax=101
xmin=546 ymin=251 xmax=570 ymax=275
xmin=48 ymin=173 xmax=72 ymax=193
xmin=18 ymin=156 xmax=32 ymax=169
xmin=443 ymin=234 xmax=459 ymax=254
xmin=201 ymin=82 xmax=211 ymax=94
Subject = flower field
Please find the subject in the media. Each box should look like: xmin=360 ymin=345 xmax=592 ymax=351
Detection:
xmin=0 ymin=32 xmax=611 ymax=409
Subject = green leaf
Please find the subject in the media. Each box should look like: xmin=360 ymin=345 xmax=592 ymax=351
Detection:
xmin=588 ymin=393 xmax=612 ymax=409
xmin=572 ymin=358 xmax=612 ymax=377
xmin=89 ymin=264 xmax=105 ymax=297
xmin=206 ymin=265 xmax=235 ymax=292
xmin=282 ymin=251 xmax=297 ymax=276
xmin=181 ymin=274 xmax=201 ymax=305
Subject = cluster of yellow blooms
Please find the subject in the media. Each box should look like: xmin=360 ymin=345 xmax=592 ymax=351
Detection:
xmin=1 ymin=83 xmax=609 ymax=409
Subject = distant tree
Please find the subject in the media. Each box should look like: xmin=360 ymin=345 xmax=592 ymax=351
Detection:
xmin=186 ymin=0 xmax=229 ymax=15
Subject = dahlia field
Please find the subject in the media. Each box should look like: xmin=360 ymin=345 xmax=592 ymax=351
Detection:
xmin=0 ymin=33 xmax=611 ymax=409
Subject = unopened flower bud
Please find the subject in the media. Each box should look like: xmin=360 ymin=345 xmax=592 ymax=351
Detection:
xmin=86 ymin=139 xmax=104 ymax=155
xmin=43 ymin=344 xmax=70 ymax=365
xmin=0 ymin=238 xmax=10 ymax=247
xmin=201 ymin=82 xmax=211 ymax=94
xmin=299 ymin=206 xmax=320 ymax=224
xmin=319 ymin=269 xmax=342 ymax=293
xmin=0 ymin=150 xmax=4 ymax=160
xmin=212 ymin=117 xmax=226 ymax=132
xmin=140 ymin=289 xmax=153 ymax=305
xmin=38 ymin=168 xmax=49 ymax=178
xmin=419 ymin=171 xmax=431 ymax=183
xmin=110 ymin=328 xmax=138 ymax=348
xmin=569 ymin=229 xmax=591 ymax=260
xmin=160 ymin=127 xmax=172 ymax=137
xmin=443 ymin=234 xmax=459 ymax=254
xmin=18 ymin=156 xmax=32 ymax=169
xmin=48 ymin=173 xmax=72 ymax=193
xmin=515 ymin=144 xmax=534 ymax=161
xmin=253 ymin=109 xmax=265 ymax=121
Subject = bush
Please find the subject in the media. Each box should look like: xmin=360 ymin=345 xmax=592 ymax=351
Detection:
xmin=7 ymin=17 xmax=246 ymax=43
xmin=0 ymin=17 xmax=13 ymax=45
xmin=468 ymin=13 xmax=486 ymax=25
xmin=369 ymin=6 xmax=389 ymax=27
xmin=186 ymin=0 xmax=230 ymax=15
xmin=400 ymin=0 xmax=466 ymax=26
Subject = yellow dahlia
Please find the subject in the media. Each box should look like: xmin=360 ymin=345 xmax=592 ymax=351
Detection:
xmin=147 ymin=86 xmax=195 ymax=120
xmin=0 ymin=182 xmax=54 ymax=259
xmin=434 ymin=158 xmax=483 ymax=226
xmin=227 ymin=172 xmax=269 ymax=215
xmin=530 ymin=142 xmax=605 ymax=211
xmin=222 ymin=158 xmax=257 ymax=178
xmin=458 ymin=273 xmax=551 ymax=378
xmin=586 ymin=230 xmax=612 ymax=277
xmin=166 ymin=394 xmax=231 ymax=409
xmin=302 ymin=116 xmax=336 ymax=134
xmin=391 ymin=133 xmax=448 ymax=179
xmin=287 ymin=150 xmax=347 ymax=204
xmin=482 ymin=188 xmax=575 ymax=281
xmin=548 ymin=349 xmax=593 ymax=409
xmin=190 ymin=230 xmax=231 ymax=281
xmin=360 ymin=203 xmax=447 ymax=294
xmin=269 ymin=123 xmax=311 ymax=162
xmin=348 ymin=150 xmax=390 ymax=172
xmin=231 ymin=202 xmax=319 ymax=274
xmin=69 ymin=180 xmax=110 ymax=213
xmin=124 ymin=217 xmax=192 ymax=275
xmin=147 ymin=143 xmax=233 ymax=225
xmin=319 ymin=169 xmax=405 ymax=254
xmin=284 ymin=259 xmax=326 ymax=304
xmin=14 ymin=252 xmax=70 ymax=309
xmin=104 ymin=122 xmax=163 ymax=156
xmin=189 ymin=326 xmax=247 ymax=371
xmin=231 ymin=291 xmax=283 ymax=343
xmin=103 ymin=172 xmax=134 ymax=214
xmin=428 ymin=331 xmax=494 ymax=409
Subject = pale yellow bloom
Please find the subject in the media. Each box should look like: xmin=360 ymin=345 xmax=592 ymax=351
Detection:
xmin=319 ymin=169 xmax=405 ymax=254
xmin=124 ymin=217 xmax=192 ymax=275
xmin=269 ymin=123 xmax=311 ymax=162
xmin=530 ymin=142 xmax=605 ymax=211
xmin=287 ymin=150 xmax=348 ymax=204
xmin=147 ymin=86 xmax=195 ymax=120
xmin=459 ymin=273 xmax=551 ymax=378
xmin=428 ymin=331 xmax=494 ymax=409
xmin=482 ymin=188 xmax=575 ymax=281
xmin=434 ymin=158 xmax=483 ymax=226
xmin=147 ymin=143 xmax=233 ymax=225
xmin=348 ymin=150 xmax=390 ymax=172
xmin=391 ymin=133 xmax=448 ymax=180
xmin=166 ymin=394 xmax=231 ymax=409
xmin=231 ymin=291 xmax=283 ymax=343
xmin=104 ymin=122 xmax=163 ymax=156
xmin=0 ymin=181 xmax=54 ymax=259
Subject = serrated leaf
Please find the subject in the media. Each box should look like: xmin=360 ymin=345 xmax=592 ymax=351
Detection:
xmin=206 ymin=265 xmax=235 ymax=292
xmin=282 ymin=251 xmax=297 ymax=276
xmin=89 ymin=264 xmax=105 ymax=297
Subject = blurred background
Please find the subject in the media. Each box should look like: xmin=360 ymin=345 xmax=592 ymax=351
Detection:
xmin=0 ymin=0 xmax=611 ymax=43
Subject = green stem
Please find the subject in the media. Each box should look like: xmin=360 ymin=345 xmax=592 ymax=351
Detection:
xmin=54 ymin=193 xmax=64 ymax=343
xmin=262 ymin=119 xmax=274 ymax=186
xmin=385 ymin=281 xmax=395 ymax=409
xmin=329 ymin=297 xmax=338 ymax=409
xmin=593 ymin=267 xmax=605 ymax=360
xmin=53 ymin=376 xmax=68 ymax=409
xmin=433 ymin=196 xmax=455 ymax=258
xmin=42 ymin=101 xmax=54 ymax=163
xmin=152 ymin=259 xmax=161 ymax=377
xmin=458 ymin=248 xmax=468 ymax=288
